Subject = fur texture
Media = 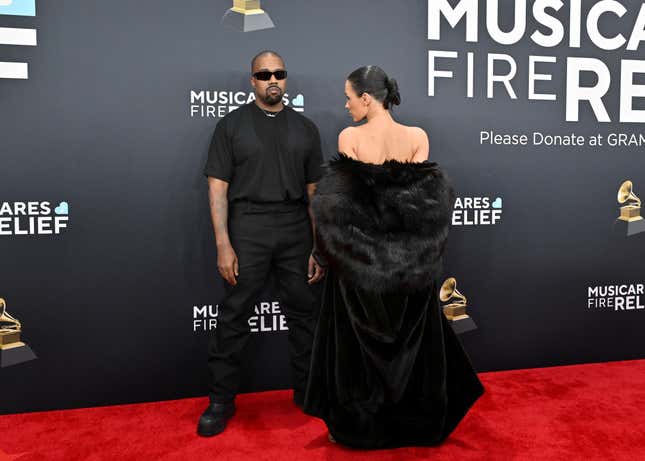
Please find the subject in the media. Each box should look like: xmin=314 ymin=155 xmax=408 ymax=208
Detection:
xmin=312 ymin=153 xmax=455 ymax=293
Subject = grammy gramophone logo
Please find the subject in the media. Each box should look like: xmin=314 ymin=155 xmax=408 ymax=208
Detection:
xmin=0 ymin=297 xmax=37 ymax=367
xmin=440 ymin=277 xmax=477 ymax=334
xmin=615 ymin=180 xmax=645 ymax=237
xmin=221 ymin=0 xmax=275 ymax=32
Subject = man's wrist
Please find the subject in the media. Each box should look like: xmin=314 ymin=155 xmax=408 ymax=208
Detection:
xmin=311 ymin=248 xmax=328 ymax=267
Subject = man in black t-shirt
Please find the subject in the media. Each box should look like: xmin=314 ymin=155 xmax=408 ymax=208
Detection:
xmin=197 ymin=50 xmax=325 ymax=437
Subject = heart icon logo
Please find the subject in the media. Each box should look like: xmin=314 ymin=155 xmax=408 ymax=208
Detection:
xmin=54 ymin=201 xmax=69 ymax=215
xmin=492 ymin=197 xmax=503 ymax=209
xmin=291 ymin=94 xmax=304 ymax=107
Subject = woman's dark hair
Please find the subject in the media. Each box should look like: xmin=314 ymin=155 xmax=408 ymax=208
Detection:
xmin=347 ymin=65 xmax=401 ymax=109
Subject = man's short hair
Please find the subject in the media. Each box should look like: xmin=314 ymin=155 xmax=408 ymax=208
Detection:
xmin=251 ymin=50 xmax=285 ymax=72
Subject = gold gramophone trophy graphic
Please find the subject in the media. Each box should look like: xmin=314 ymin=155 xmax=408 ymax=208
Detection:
xmin=616 ymin=180 xmax=645 ymax=237
xmin=0 ymin=298 xmax=37 ymax=368
xmin=440 ymin=278 xmax=477 ymax=334
xmin=221 ymin=0 xmax=275 ymax=32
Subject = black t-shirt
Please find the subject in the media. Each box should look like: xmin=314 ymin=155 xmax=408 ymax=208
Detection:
xmin=203 ymin=102 xmax=323 ymax=203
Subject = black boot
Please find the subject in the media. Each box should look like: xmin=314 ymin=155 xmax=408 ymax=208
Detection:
xmin=197 ymin=401 xmax=236 ymax=437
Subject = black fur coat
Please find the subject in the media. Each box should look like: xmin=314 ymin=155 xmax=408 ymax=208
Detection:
xmin=304 ymin=154 xmax=483 ymax=449
xmin=311 ymin=153 xmax=455 ymax=293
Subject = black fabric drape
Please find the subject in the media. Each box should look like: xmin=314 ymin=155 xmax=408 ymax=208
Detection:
xmin=303 ymin=154 xmax=484 ymax=449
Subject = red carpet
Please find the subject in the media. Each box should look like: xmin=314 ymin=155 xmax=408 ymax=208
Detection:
xmin=2 ymin=359 xmax=645 ymax=461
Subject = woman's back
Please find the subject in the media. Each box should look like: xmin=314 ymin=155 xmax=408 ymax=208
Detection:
xmin=339 ymin=118 xmax=429 ymax=165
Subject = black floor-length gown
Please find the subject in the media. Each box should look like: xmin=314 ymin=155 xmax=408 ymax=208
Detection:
xmin=303 ymin=153 xmax=484 ymax=449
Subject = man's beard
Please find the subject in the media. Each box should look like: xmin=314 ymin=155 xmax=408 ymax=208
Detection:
xmin=259 ymin=86 xmax=283 ymax=106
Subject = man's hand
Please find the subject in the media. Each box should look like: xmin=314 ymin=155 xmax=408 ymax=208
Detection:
xmin=307 ymin=253 xmax=325 ymax=284
xmin=217 ymin=243 xmax=239 ymax=286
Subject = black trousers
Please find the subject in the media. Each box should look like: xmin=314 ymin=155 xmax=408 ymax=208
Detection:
xmin=208 ymin=200 xmax=317 ymax=404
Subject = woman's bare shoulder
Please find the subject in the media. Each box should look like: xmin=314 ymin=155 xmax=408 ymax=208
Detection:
xmin=338 ymin=127 xmax=359 ymax=158
xmin=406 ymin=126 xmax=430 ymax=162
xmin=406 ymin=125 xmax=429 ymax=142
xmin=339 ymin=126 xmax=360 ymax=138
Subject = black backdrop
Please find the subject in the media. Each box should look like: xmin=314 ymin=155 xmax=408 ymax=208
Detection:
xmin=1 ymin=0 xmax=644 ymax=414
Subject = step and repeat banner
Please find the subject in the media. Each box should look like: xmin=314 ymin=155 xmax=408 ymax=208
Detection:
xmin=1 ymin=0 xmax=644 ymax=414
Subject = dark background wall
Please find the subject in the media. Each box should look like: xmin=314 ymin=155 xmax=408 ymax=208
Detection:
xmin=1 ymin=0 xmax=644 ymax=414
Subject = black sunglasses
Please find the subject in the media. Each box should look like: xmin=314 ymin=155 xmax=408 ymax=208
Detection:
xmin=253 ymin=70 xmax=288 ymax=81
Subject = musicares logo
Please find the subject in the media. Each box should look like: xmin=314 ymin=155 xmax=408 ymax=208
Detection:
xmin=452 ymin=196 xmax=503 ymax=226
xmin=587 ymin=283 xmax=645 ymax=311
xmin=0 ymin=201 xmax=69 ymax=236
xmin=193 ymin=300 xmax=288 ymax=333
xmin=189 ymin=90 xmax=304 ymax=118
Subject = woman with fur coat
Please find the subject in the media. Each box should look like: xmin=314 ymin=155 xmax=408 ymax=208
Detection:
xmin=303 ymin=66 xmax=484 ymax=449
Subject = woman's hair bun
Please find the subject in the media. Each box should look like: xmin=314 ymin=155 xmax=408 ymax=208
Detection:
xmin=385 ymin=77 xmax=401 ymax=108
xmin=347 ymin=66 xmax=402 ymax=110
